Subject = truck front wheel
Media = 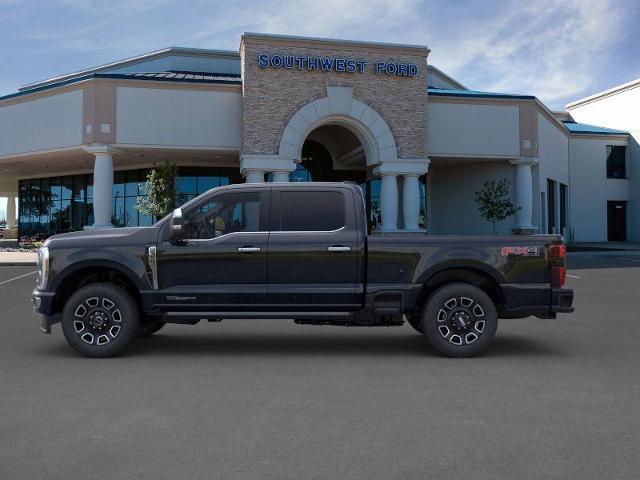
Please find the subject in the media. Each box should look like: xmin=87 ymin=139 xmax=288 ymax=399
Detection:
xmin=137 ymin=320 xmax=166 ymax=337
xmin=422 ymin=283 xmax=498 ymax=357
xmin=61 ymin=283 xmax=140 ymax=358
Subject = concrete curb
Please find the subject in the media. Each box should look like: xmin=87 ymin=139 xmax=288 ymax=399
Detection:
xmin=568 ymin=251 xmax=640 ymax=257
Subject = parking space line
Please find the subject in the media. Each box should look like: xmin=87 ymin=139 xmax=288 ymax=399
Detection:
xmin=566 ymin=274 xmax=581 ymax=278
xmin=0 ymin=271 xmax=36 ymax=286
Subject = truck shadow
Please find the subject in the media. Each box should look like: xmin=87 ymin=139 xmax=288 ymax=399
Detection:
xmin=114 ymin=331 xmax=559 ymax=358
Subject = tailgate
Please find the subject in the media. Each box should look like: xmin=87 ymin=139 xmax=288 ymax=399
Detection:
xmin=498 ymin=235 xmax=562 ymax=284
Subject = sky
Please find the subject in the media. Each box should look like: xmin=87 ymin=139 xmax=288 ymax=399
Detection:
xmin=0 ymin=0 xmax=639 ymax=217
xmin=1 ymin=0 xmax=639 ymax=110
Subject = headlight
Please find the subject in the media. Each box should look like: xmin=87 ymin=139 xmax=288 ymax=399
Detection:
xmin=36 ymin=247 xmax=49 ymax=290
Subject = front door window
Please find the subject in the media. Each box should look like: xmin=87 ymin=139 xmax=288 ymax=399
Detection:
xmin=183 ymin=192 xmax=263 ymax=239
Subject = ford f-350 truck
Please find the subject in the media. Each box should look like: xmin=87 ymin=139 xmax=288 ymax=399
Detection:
xmin=32 ymin=182 xmax=573 ymax=358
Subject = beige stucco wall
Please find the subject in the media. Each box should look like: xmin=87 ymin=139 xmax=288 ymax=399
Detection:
xmin=116 ymin=86 xmax=242 ymax=148
xmin=429 ymin=161 xmax=517 ymax=235
xmin=0 ymin=90 xmax=83 ymax=157
xmin=427 ymin=101 xmax=520 ymax=157
xmin=569 ymin=136 xmax=629 ymax=242
xmin=0 ymin=179 xmax=18 ymax=196
xmin=240 ymin=36 xmax=428 ymax=160
xmin=567 ymin=85 xmax=640 ymax=241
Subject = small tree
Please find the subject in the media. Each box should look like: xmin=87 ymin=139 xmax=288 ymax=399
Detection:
xmin=136 ymin=160 xmax=178 ymax=220
xmin=474 ymin=179 xmax=520 ymax=234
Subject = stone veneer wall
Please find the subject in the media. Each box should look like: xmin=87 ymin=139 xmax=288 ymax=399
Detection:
xmin=241 ymin=37 xmax=428 ymax=160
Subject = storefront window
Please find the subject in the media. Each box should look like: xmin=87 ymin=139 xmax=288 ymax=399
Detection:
xmin=18 ymin=165 xmax=424 ymax=239
xmin=112 ymin=169 xmax=150 ymax=227
xmin=18 ymin=166 xmax=240 ymax=240
xmin=291 ymin=163 xmax=313 ymax=182
xmin=418 ymin=178 xmax=427 ymax=230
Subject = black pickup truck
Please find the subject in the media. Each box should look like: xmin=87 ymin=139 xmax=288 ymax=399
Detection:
xmin=32 ymin=182 xmax=573 ymax=358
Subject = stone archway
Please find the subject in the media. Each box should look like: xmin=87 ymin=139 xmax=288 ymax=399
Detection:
xmin=240 ymin=85 xmax=429 ymax=232
xmin=278 ymin=86 xmax=398 ymax=166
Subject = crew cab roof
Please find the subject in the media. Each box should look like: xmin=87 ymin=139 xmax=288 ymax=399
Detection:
xmin=215 ymin=181 xmax=361 ymax=191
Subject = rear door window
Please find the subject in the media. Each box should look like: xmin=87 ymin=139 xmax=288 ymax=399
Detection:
xmin=279 ymin=191 xmax=345 ymax=231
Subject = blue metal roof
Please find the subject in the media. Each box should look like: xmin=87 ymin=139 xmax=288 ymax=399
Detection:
xmin=125 ymin=71 xmax=241 ymax=82
xmin=0 ymin=71 xmax=242 ymax=102
xmin=428 ymin=87 xmax=535 ymax=100
xmin=562 ymin=121 xmax=628 ymax=135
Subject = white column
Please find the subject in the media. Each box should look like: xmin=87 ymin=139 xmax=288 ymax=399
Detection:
xmin=85 ymin=145 xmax=116 ymax=229
xmin=6 ymin=195 xmax=16 ymax=229
xmin=510 ymin=158 xmax=537 ymax=232
xmin=241 ymin=154 xmax=295 ymax=184
xmin=244 ymin=170 xmax=265 ymax=183
xmin=375 ymin=159 xmax=429 ymax=233
xmin=380 ymin=173 xmax=398 ymax=231
xmin=271 ymin=171 xmax=290 ymax=182
xmin=402 ymin=174 xmax=421 ymax=231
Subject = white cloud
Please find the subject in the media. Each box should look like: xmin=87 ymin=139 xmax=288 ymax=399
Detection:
xmin=183 ymin=0 xmax=425 ymax=46
xmin=3 ymin=0 xmax=635 ymax=108
xmin=182 ymin=0 xmax=633 ymax=107
xmin=425 ymin=0 xmax=631 ymax=107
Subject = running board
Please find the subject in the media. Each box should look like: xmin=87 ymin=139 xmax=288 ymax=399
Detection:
xmin=162 ymin=311 xmax=352 ymax=323
xmin=162 ymin=309 xmax=403 ymax=326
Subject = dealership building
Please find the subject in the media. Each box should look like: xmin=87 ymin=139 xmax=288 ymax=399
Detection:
xmin=0 ymin=33 xmax=637 ymax=241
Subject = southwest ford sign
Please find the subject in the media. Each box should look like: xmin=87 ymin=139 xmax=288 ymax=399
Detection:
xmin=257 ymin=54 xmax=418 ymax=77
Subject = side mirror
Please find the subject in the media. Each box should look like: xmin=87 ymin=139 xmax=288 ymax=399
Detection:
xmin=169 ymin=208 xmax=186 ymax=243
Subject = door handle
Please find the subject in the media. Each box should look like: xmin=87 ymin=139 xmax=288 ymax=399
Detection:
xmin=238 ymin=247 xmax=261 ymax=253
xmin=328 ymin=246 xmax=351 ymax=252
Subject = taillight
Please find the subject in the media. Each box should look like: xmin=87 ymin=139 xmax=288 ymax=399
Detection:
xmin=548 ymin=244 xmax=566 ymax=287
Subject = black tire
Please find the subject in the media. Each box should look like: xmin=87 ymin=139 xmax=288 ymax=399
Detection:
xmin=406 ymin=314 xmax=424 ymax=333
xmin=137 ymin=320 xmax=166 ymax=337
xmin=61 ymin=283 xmax=139 ymax=358
xmin=422 ymin=283 xmax=497 ymax=357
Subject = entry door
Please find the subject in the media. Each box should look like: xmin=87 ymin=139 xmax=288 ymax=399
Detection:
xmin=607 ymin=201 xmax=627 ymax=241
xmin=156 ymin=189 xmax=270 ymax=310
xmin=267 ymin=188 xmax=361 ymax=310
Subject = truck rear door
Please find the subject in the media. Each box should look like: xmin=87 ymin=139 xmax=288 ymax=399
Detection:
xmin=267 ymin=186 xmax=361 ymax=310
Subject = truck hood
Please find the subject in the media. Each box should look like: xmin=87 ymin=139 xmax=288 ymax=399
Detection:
xmin=44 ymin=227 xmax=161 ymax=250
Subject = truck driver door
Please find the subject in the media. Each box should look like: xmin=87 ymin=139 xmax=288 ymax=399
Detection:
xmin=156 ymin=188 xmax=270 ymax=310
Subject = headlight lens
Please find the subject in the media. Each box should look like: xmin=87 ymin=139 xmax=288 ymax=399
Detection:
xmin=36 ymin=247 xmax=49 ymax=290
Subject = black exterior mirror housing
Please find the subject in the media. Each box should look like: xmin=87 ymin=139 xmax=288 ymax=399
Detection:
xmin=169 ymin=208 xmax=186 ymax=243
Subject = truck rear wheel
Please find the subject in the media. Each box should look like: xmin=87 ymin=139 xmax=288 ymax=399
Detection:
xmin=422 ymin=283 xmax=497 ymax=357
xmin=406 ymin=314 xmax=424 ymax=333
xmin=61 ymin=283 xmax=139 ymax=358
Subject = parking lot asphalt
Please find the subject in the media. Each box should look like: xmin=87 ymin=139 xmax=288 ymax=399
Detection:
xmin=1 ymin=255 xmax=639 ymax=480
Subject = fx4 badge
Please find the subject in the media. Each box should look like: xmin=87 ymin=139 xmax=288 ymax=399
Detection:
xmin=501 ymin=246 xmax=543 ymax=257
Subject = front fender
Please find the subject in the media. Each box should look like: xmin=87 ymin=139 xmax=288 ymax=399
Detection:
xmin=48 ymin=249 xmax=150 ymax=292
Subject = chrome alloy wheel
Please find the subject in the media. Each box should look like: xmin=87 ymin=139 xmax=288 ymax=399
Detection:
xmin=436 ymin=296 xmax=486 ymax=346
xmin=72 ymin=296 xmax=122 ymax=346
